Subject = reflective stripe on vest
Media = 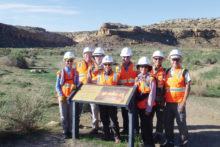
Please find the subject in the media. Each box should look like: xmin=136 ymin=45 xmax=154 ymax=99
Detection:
xmin=166 ymin=87 xmax=186 ymax=92
xmin=78 ymin=62 xmax=82 ymax=68
xmin=97 ymin=73 xmax=101 ymax=84
xmin=113 ymin=72 xmax=118 ymax=82
xmin=128 ymin=79 xmax=135 ymax=83
xmin=118 ymin=62 xmax=137 ymax=86
xmin=137 ymin=75 xmax=156 ymax=109
xmin=117 ymin=66 xmax=121 ymax=73
xmin=133 ymin=63 xmax=137 ymax=71
xmin=165 ymin=67 xmax=186 ymax=103
xmin=119 ymin=79 xmax=127 ymax=84
xmin=57 ymin=68 xmax=75 ymax=98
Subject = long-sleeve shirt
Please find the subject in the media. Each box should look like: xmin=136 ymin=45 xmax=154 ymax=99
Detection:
xmin=56 ymin=66 xmax=79 ymax=97
xmin=135 ymin=73 xmax=156 ymax=112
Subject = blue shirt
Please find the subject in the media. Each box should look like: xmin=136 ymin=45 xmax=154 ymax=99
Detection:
xmin=55 ymin=66 xmax=79 ymax=97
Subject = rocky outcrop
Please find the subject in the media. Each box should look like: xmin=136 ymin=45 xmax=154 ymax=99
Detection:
xmin=91 ymin=19 xmax=220 ymax=47
xmin=0 ymin=23 xmax=75 ymax=47
xmin=1 ymin=18 xmax=220 ymax=48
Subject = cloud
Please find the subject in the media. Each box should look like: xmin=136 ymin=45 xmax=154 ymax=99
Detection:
xmin=0 ymin=3 xmax=78 ymax=15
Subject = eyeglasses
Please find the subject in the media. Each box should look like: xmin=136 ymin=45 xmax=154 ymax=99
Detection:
xmin=172 ymin=58 xmax=180 ymax=61
xmin=66 ymin=60 xmax=74 ymax=63
xmin=140 ymin=65 xmax=149 ymax=68
xmin=153 ymin=58 xmax=163 ymax=61
xmin=103 ymin=63 xmax=112 ymax=66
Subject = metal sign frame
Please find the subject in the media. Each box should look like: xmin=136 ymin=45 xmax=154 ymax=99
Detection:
xmin=72 ymin=84 xmax=137 ymax=147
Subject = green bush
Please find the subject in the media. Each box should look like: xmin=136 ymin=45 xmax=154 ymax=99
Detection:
xmin=7 ymin=50 xmax=28 ymax=69
xmin=0 ymin=92 xmax=49 ymax=133
xmin=0 ymin=48 xmax=11 ymax=56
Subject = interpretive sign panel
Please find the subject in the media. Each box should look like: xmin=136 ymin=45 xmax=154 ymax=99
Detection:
xmin=72 ymin=84 xmax=136 ymax=107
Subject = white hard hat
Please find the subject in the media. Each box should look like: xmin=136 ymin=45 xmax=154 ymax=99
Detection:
xmin=137 ymin=56 xmax=151 ymax=66
xmin=120 ymin=47 xmax=133 ymax=56
xmin=63 ymin=51 xmax=75 ymax=59
xmin=152 ymin=50 xmax=164 ymax=58
xmin=169 ymin=49 xmax=182 ymax=59
xmin=83 ymin=47 xmax=93 ymax=53
xmin=93 ymin=47 xmax=105 ymax=56
xmin=102 ymin=55 xmax=114 ymax=64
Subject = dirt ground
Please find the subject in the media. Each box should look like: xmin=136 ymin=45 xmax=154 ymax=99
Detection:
xmin=1 ymin=96 xmax=220 ymax=147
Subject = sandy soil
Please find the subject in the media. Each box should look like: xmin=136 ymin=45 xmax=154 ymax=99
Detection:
xmin=1 ymin=96 xmax=220 ymax=147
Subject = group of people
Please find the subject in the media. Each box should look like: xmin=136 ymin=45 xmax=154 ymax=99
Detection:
xmin=56 ymin=46 xmax=191 ymax=147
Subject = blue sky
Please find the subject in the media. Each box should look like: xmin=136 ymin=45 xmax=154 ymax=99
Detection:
xmin=0 ymin=0 xmax=219 ymax=32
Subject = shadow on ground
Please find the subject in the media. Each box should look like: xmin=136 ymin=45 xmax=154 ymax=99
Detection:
xmin=0 ymin=125 xmax=220 ymax=147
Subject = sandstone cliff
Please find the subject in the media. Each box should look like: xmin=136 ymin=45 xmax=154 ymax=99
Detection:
xmin=0 ymin=23 xmax=75 ymax=47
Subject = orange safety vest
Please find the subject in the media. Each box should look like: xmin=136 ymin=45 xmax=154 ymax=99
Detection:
xmin=57 ymin=68 xmax=75 ymax=98
xmin=116 ymin=62 xmax=138 ymax=86
xmin=164 ymin=67 xmax=186 ymax=103
xmin=89 ymin=64 xmax=100 ymax=84
xmin=150 ymin=66 xmax=165 ymax=90
xmin=76 ymin=60 xmax=95 ymax=84
xmin=136 ymin=75 xmax=156 ymax=109
xmin=96 ymin=70 xmax=120 ymax=86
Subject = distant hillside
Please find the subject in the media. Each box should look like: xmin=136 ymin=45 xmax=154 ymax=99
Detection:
xmin=0 ymin=23 xmax=75 ymax=48
xmin=74 ymin=18 xmax=220 ymax=49
xmin=1 ymin=18 xmax=220 ymax=48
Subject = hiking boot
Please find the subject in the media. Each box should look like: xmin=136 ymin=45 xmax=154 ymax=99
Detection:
xmin=160 ymin=141 xmax=174 ymax=147
xmin=67 ymin=132 xmax=72 ymax=138
xmin=154 ymin=133 xmax=166 ymax=145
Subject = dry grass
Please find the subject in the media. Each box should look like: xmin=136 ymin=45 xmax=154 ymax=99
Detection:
xmin=0 ymin=89 xmax=49 ymax=133
xmin=190 ymin=65 xmax=220 ymax=96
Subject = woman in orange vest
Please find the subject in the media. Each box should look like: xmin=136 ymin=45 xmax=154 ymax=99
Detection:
xmin=56 ymin=51 xmax=79 ymax=139
xmin=135 ymin=56 xmax=156 ymax=147
xmin=96 ymin=55 xmax=121 ymax=143
xmin=162 ymin=49 xmax=191 ymax=147
xmin=151 ymin=50 xmax=166 ymax=145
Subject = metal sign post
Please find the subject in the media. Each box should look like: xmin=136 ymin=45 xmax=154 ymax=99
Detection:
xmin=71 ymin=84 xmax=137 ymax=147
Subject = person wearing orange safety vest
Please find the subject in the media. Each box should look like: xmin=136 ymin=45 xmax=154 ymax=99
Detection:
xmin=135 ymin=57 xmax=156 ymax=147
xmin=75 ymin=47 xmax=97 ymax=131
xmin=162 ymin=49 xmax=191 ymax=147
xmin=115 ymin=47 xmax=139 ymax=135
xmin=150 ymin=50 xmax=166 ymax=145
xmin=56 ymin=51 xmax=79 ymax=139
xmin=87 ymin=47 xmax=105 ymax=134
xmin=96 ymin=55 xmax=121 ymax=143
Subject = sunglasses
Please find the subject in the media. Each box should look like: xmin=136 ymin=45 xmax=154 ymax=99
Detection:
xmin=172 ymin=58 xmax=180 ymax=61
xmin=66 ymin=59 xmax=74 ymax=63
xmin=103 ymin=63 xmax=112 ymax=66
xmin=140 ymin=65 xmax=149 ymax=68
xmin=153 ymin=58 xmax=163 ymax=61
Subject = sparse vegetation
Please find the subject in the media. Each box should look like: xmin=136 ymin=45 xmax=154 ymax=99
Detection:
xmin=6 ymin=50 xmax=28 ymax=69
xmin=0 ymin=91 xmax=49 ymax=133
xmin=0 ymin=46 xmax=219 ymax=146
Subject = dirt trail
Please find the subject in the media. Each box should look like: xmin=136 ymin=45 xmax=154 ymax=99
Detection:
xmin=1 ymin=96 xmax=220 ymax=147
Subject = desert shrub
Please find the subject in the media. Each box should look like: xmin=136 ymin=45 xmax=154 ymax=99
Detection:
xmin=6 ymin=50 xmax=28 ymax=69
xmin=0 ymin=48 xmax=11 ymax=56
xmin=190 ymin=85 xmax=208 ymax=97
xmin=192 ymin=60 xmax=201 ymax=65
xmin=204 ymin=57 xmax=218 ymax=64
xmin=0 ymin=92 xmax=49 ymax=133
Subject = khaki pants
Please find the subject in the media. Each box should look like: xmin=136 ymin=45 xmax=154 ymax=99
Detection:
xmin=59 ymin=99 xmax=73 ymax=134
xmin=90 ymin=103 xmax=99 ymax=129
